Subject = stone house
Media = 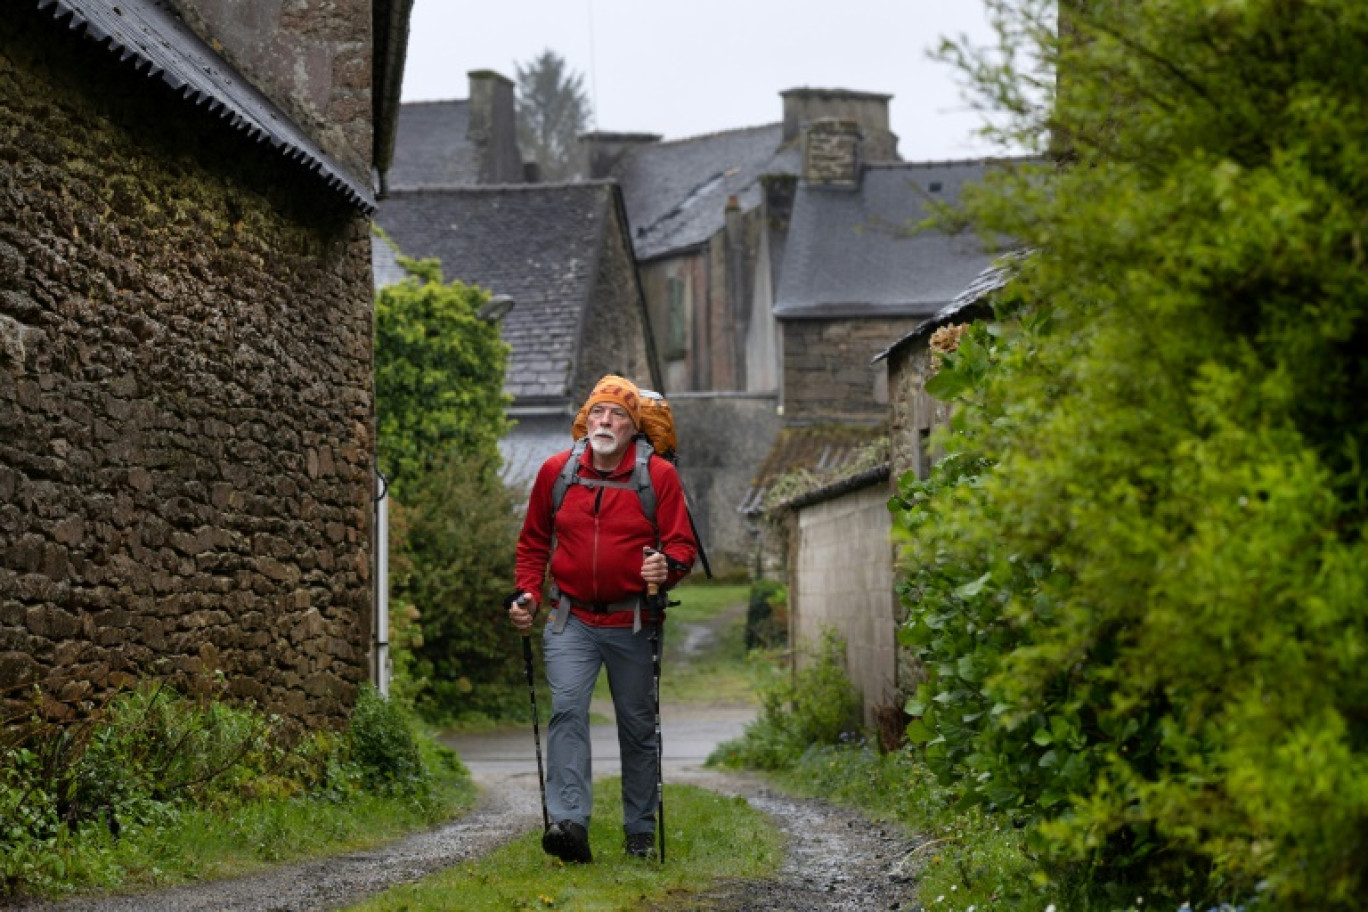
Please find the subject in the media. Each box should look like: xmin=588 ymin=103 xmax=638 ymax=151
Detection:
xmin=878 ymin=259 xmax=1020 ymax=483
xmin=385 ymin=71 xmax=530 ymax=192
xmin=0 ymin=0 xmax=408 ymax=727
xmin=753 ymin=144 xmax=1026 ymax=729
xmin=581 ymin=89 xmax=900 ymax=571
xmin=375 ymin=76 xmax=660 ymax=491
xmin=373 ymin=182 xmax=660 ymax=490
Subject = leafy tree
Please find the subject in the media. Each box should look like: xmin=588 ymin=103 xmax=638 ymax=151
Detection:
xmin=893 ymin=1 xmax=1368 ymax=907
xmin=374 ymin=247 xmax=521 ymax=720
xmin=391 ymin=449 xmax=524 ymax=722
xmin=374 ymin=253 xmax=510 ymax=498
xmin=515 ymin=49 xmax=591 ymax=181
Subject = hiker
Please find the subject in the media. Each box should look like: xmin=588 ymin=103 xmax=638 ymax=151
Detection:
xmin=507 ymin=374 xmax=697 ymax=863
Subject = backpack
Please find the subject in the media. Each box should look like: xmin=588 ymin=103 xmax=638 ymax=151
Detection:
xmin=553 ymin=389 xmax=713 ymax=578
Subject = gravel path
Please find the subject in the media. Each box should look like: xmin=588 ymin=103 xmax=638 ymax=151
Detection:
xmin=17 ymin=615 xmax=923 ymax=912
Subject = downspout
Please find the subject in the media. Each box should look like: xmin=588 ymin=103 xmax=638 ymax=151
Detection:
xmin=373 ymin=469 xmax=391 ymax=697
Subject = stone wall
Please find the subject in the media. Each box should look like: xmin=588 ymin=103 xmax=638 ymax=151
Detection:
xmin=782 ymin=316 xmax=922 ymax=423
xmin=574 ymin=192 xmax=657 ymax=396
xmin=789 ymin=484 xmax=897 ymax=728
xmin=0 ymin=14 xmax=375 ymax=727
xmin=803 ymin=120 xmax=862 ymax=187
xmin=668 ymin=393 xmax=782 ymax=577
xmin=887 ymin=341 xmax=951 ymax=484
xmin=169 ymin=0 xmax=374 ymax=181
xmin=638 ymin=253 xmax=708 ymax=394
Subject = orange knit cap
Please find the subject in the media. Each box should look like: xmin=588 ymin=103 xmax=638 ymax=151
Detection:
xmin=583 ymin=375 xmax=641 ymax=428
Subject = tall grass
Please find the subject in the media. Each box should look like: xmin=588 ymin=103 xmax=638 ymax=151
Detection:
xmin=0 ymin=682 xmax=473 ymax=898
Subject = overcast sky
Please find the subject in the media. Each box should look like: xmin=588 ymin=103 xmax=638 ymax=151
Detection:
xmin=400 ymin=1 xmax=1008 ymax=163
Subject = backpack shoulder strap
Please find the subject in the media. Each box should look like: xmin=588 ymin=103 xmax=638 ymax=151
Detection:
xmin=550 ymin=437 xmax=659 ymax=543
xmin=632 ymin=436 xmax=658 ymax=537
xmin=550 ymin=439 xmax=589 ymax=521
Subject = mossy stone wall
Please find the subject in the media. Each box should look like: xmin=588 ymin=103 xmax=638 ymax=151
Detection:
xmin=0 ymin=13 xmax=375 ymax=727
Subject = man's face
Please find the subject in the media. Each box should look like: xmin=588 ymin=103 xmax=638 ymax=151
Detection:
xmin=587 ymin=403 xmax=635 ymax=458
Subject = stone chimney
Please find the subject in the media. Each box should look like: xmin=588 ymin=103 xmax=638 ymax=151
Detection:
xmin=803 ymin=119 xmax=862 ymax=187
xmin=577 ymin=131 xmax=662 ymax=179
xmin=781 ymin=87 xmax=899 ymax=162
xmin=468 ymin=70 xmax=525 ymax=184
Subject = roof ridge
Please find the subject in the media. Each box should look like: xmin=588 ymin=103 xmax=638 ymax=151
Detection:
xmin=385 ymin=179 xmax=618 ymax=194
xmin=866 ymin=153 xmax=1043 ymax=170
xmin=644 ymin=121 xmax=782 ymax=149
xmin=400 ymin=98 xmax=469 ymax=107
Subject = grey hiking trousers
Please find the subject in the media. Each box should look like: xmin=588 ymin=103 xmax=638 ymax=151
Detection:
xmin=542 ymin=612 xmax=659 ymax=837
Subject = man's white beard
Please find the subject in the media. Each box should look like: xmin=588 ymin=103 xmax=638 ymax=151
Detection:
xmin=589 ymin=431 xmax=622 ymax=456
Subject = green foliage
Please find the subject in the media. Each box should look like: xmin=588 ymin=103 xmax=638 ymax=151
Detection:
xmin=373 ymin=250 xmax=510 ymax=499
xmin=347 ymin=686 xmax=426 ymax=797
xmin=515 ymin=49 xmax=592 ymax=182
xmin=373 ymin=244 xmax=524 ymax=722
xmin=709 ymin=629 xmax=863 ymax=771
xmin=893 ymin=1 xmax=1368 ymax=907
xmin=743 ymin=578 xmax=788 ymax=651
xmin=391 ymin=449 xmax=524 ymax=723
xmin=0 ymin=681 xmax=469 ymax=897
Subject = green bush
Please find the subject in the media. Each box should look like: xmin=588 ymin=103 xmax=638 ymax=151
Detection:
xmin=743 ymin=579 xmax=787 ymax=651
xmin=373 ymin=251 xmax=510 ymax=498
xmin=710 ymin=629 xmax=862 ymax=770
xmin=391 ymin=449 xmax=524 ymax=724
xmin=895 ymin=1 xmax=1368 ymax=907
xmin=347 ymin=685 xmax=426 ymax=797
xmin=0 ymin=680 xmax=463 ymax=896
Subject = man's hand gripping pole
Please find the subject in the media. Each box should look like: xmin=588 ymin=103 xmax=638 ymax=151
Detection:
xmin=511 ymin=593 xmax=550 ymax=832
xmin=644 ymin=548 xmax=666 ymax=864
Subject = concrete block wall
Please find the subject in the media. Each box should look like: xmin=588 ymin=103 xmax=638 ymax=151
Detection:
xmin=0 ymin=14 xmax=375 ymax=727
xmin=790 ymin=484 xmax=897 ymax=727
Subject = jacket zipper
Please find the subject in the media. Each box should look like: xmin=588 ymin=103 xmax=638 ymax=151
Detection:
xmin=591 ymin=485 xmax=605 ymax=602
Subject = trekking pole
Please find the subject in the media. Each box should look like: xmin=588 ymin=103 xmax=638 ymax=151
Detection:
xmin=645 ymin=550 xmax=666 ymax=864
xmin=512 ymin=594 xmax=550 ymax=832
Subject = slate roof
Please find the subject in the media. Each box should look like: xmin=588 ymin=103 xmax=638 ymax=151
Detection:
xmin=613 ymin=124 xmax=800 ymax=261
xmin=373 ymin=182 xmax=620 ymax=404
xmin=33 ymin=0 xmax=375 ymax=213
xmin=871 ymin=251 xmax=1029 ymax=364
xmin=774 ymin=160 xmax=1024 ymax=320
xmin=738 ymin=424 xmax=887 ymax=516
xmin=386 ymin=101 xmax=479 ymax=189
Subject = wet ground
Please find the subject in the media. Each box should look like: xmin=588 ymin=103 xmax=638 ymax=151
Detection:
xmin=20 ymin=615 xmax=923 ymax=911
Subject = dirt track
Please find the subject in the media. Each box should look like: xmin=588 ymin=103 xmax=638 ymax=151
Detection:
xmin=19 ymin=612 xmax=923 ymax=911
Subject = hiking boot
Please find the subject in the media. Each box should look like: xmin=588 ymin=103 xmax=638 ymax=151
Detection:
xmin=624 ymin=832 xmax=657 ymax=859
xmin=542 ymin=819 xmax=593 ymax=863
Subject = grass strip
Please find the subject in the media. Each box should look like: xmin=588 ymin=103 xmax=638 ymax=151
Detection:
xmin=765 ymin=745 xmax=1053 ymax=911
xmin=347 ymin=778 xmax=782 ymax=912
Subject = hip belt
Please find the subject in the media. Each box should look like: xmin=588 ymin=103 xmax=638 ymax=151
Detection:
xmin=548 ymin=586 xmax=653 ymax=633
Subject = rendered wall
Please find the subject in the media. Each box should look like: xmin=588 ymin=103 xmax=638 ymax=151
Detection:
xmin=790 ymin=485 xmax=897 ymax=727
xmin=0 ymin=15 xmax=375 ymax=726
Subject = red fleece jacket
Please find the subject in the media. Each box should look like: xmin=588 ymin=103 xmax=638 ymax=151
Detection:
xmin=516 ymin=442 xmax=696 ymax=627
